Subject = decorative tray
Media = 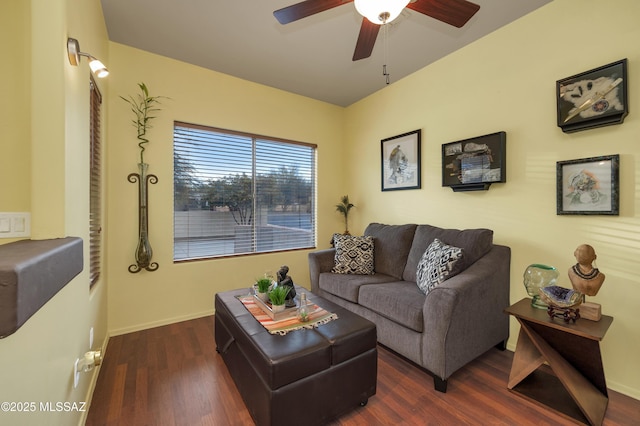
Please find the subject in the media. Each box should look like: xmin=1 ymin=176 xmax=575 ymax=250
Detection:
xmin=252 ymin=294 xmax=298 ymax=321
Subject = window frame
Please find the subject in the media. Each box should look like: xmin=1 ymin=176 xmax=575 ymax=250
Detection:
xmin=173 ymin=121 xmax=317 ymax=262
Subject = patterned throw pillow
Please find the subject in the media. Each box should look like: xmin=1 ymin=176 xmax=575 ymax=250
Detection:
xmin=416 ymin=238 xmax=463 ymax=295
xmin=331 ymin=234 xmax=375 ymax=275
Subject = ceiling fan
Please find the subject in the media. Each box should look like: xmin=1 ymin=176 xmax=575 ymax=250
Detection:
xmin=274 ymin=0 xmax=480 ymax=61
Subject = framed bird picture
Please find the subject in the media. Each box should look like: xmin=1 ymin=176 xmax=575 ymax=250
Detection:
xmin=381 ymin=129 xmax=421 ymax=191
xmin=556 ymin=59 xmax=628 ymax=133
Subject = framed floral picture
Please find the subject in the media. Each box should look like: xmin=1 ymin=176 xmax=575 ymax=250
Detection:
xmin=556 ymin=155 xmax=619 ymax=215
xmin=381 ymin=129 xmax=421 ymax=191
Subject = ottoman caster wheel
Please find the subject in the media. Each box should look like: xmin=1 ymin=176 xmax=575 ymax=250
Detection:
xmin=359 ymin=399 xmax=368 ymax=407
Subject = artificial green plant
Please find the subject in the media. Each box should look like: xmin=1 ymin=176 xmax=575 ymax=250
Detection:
xmin=256 ymin=277 xmax=272 ymax=293
xmin=120 ymin=82 xmax=165 ymax=164
xmin=268 ymin=285 xmax=290 ymax=306
xmin=335 ymin=195 xmax=355 ymax=235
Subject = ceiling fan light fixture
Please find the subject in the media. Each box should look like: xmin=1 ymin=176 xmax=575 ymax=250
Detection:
xmin=354 ymin=0 xmax=410 ymax=25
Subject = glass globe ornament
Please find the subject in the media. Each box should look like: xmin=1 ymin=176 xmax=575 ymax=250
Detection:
xmin=523 ymin=264 xmax=559 ymax=309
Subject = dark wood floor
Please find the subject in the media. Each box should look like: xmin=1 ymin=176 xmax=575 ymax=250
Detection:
xmin=86 ymin=316 xmax=640 ymax=426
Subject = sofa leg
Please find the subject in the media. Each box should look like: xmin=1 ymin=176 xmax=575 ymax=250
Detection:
xmin=495 ymin=339 xmax=507 ymax=351
xmin=434 ymin=377 xmax=448 ymax=393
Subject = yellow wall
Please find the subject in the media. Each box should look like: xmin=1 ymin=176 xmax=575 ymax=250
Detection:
xmin=344 ymin=0 xmax=640 ymax=398
xmin=0 ymin=0 xmax=109 ymax=425
xmin=105 ymin=43 xmax=345 ymax=334
xmin=1 ymin=1 xmax=638 ymax=422
xmin=0 ymin=0 xmax=31 ymax=225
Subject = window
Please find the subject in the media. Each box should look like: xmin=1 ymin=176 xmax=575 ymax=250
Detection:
xmin=173 ymin=122 xmax=316 ymax=261
xmin=89 ymin=78 xmax=102 ymax=286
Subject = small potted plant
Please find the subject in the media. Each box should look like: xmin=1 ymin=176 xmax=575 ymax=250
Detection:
xmin=335 ymin=195 xmax=355 ymax=235
xmin=255 ymin=277 xmax=272 ymax=302
xmin=268 ymin=285 xmax=290 ymax=313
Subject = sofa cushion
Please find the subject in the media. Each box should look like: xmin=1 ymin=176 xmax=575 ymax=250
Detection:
xmin=416 ymin=238 xmax=463 ymax=295
xmin=364 ymin=223 xmax=417 ymax=279
xmin=358 ymin=281 xmax=426 ymax=333
xmin=331 ymin=234 xmax=375 ymax=275
xmin=403 ymin=225 xmax=493 ymax=282
xmin=319 ymin=272 xmax=397 ymax=303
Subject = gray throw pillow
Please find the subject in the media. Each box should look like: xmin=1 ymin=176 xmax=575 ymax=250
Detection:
xmin=331 ymin=234 xmax=375 ymax=275
xmin=364 ymin=223 xmax=417 ymax=279
xmin=416 ymin=238 xmax=463 ymax=295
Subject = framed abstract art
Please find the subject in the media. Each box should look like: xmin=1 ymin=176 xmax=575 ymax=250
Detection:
xmin=442 ymin=131 xmax=506 ymax=192
xmin=556 ymin=59 xmax=628 ymax=133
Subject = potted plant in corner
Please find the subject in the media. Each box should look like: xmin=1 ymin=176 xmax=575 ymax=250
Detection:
xmin=268 ymin=285 xmax=290 ymax=313
xmin=335 ymin=195 xmax=355 ymax=235
xmin=255 ymin=277 xmax=272 ymax=302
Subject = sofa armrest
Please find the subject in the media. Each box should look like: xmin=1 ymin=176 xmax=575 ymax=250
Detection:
xmin=421 ymin=244 xmax=511 ymax=380
xmin=308 ymin=249 xmax=335 ymax=293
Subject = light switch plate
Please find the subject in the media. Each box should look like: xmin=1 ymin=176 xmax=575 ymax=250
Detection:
xmin=0 ymin=213 xmax=31 ymax=238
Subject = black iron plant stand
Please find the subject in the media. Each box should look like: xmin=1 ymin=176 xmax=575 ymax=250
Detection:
xmin=128 ymin=162 xmax=158 ymax=273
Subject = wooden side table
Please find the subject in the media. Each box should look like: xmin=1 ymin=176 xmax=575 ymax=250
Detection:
xmin=505 ymin=298 xmax=613 ymax=426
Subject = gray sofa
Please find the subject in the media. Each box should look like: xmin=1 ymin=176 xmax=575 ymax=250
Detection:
xmin=308 ymin=223 xmax=510 ymax=392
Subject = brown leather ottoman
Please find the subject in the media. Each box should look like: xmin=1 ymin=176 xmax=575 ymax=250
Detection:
xmin=215 ymin=287 xmax=377 ymax=426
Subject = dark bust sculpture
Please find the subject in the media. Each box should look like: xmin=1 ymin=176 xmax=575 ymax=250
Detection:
xmin=277 ymin=265 xmax=296 ymax=307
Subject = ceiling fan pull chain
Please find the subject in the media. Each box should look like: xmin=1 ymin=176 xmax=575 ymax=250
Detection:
xmin=383 ymin=23 xmax=390 ymax=84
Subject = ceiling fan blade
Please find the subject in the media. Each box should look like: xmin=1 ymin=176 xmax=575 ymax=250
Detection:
xmin=353 ymin=19 xmax=380 ymax=61
xmin=274 ymin=0 xmax=353 ymax=24
xmin=407 ymin=0 xmax=480 ymax=28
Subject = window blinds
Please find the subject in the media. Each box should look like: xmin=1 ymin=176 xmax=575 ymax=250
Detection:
xmin=173 ymin=122 xmax=316 ymax=260
xmin=89 ymin=78 xmax=102 ymax=286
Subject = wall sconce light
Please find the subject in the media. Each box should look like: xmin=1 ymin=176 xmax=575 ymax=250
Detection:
xmin=67 ymin=38 xmax=109 ymax=78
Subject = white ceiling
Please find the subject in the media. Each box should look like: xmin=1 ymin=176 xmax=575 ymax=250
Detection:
xmin=101 ymin=0 xmax=551 ymax=107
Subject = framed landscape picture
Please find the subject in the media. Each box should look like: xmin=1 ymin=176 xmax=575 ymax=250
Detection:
xmin=556 ymin=59 xmax=628 ymax=133
xmin=556 ymin=155 xmax=619 ymax=215
xmin=381 ymin=129 xmax=421 ymax=191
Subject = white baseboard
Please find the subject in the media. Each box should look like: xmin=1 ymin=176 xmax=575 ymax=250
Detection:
xmin=108 ymin=309 xmax=214 ymax=337
xmin=78 ymin=333 xmax=110 ymax=426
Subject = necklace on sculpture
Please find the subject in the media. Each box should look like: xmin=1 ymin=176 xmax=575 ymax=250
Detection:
xmin=572 ymin=263 xmax=600 ymax=280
